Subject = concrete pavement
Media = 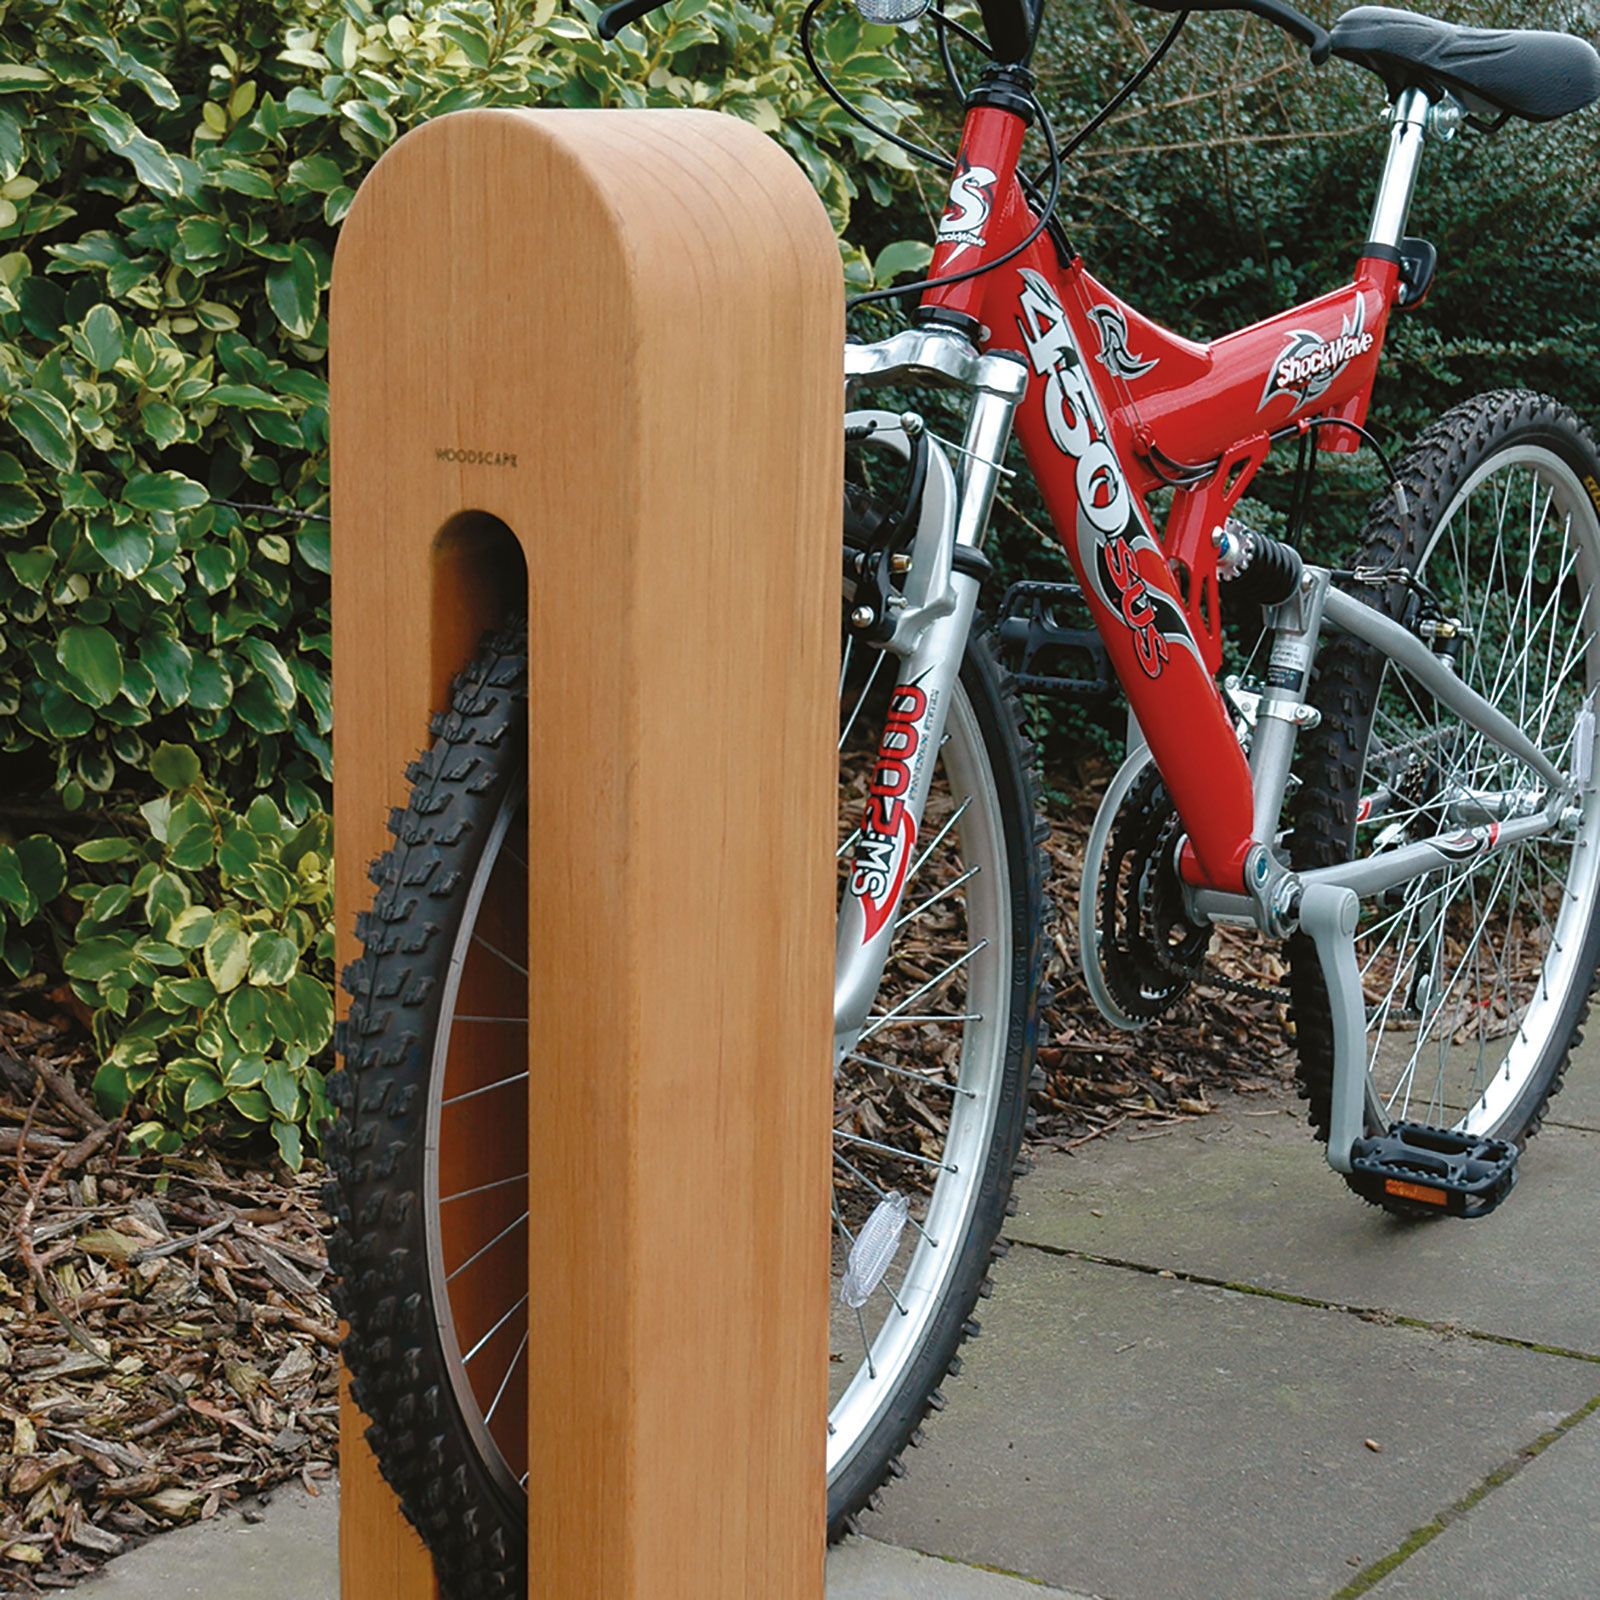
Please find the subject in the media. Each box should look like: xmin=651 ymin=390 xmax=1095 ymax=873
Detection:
xmin=859 ymin=1033 xmax=1600 ymax=1599
xmin=55 ymin=1037 xmax=1600 ymax=1598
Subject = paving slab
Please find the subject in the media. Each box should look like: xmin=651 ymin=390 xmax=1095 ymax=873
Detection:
xmin=67 ymin=1481 xmax=337 ymax=1599
xmin=855 ymin=1244 xmax=1600 ymax=1600
xmin=827 ymin=1536 xmax=1094 ymax=1598
xmin=1009 ymin=1089 xmax=1600 ymax=1355
xmin=1365 ymin=1405 xmax=1600 ymax=1600
xmin=56 ymin=1475 xmax=1085 ymax=1600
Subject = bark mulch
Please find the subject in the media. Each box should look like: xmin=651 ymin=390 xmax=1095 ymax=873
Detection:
xmin=0 ymin=998 xmax=338 ymax=1596
xmin=1031 ymin=760 xmax=1305 ymax=1151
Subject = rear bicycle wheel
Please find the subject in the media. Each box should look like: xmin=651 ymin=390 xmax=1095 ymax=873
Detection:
xmin=329 ymin=617 xmax=1045 ymax=1595
xmin=1290 ymin=391 xmax=1600 ymax=1173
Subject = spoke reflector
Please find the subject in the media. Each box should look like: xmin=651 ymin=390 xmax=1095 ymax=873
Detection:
xmin=838 ymin=1190 xmax=910 ymax=1308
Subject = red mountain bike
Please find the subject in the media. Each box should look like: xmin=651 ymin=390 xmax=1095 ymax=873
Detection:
xmin=330 ymin=1 xmax=1600 ymax=1593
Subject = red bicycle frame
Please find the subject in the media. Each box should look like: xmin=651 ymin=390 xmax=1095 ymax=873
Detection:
xmin=922 ymin=100 xmax=1406 ymax=893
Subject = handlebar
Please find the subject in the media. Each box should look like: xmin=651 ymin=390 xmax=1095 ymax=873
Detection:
xmin=598 ymin=0 xmax=664 ymax=41
xmin=600 ymin=0 xmax=1331 ymax=65
xmin=1134 ymin=0 xmax=1332 ymax=62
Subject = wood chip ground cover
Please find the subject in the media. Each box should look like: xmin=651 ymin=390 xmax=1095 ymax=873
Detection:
xmin=0 ymin=1004 xmax=337 ymax=1595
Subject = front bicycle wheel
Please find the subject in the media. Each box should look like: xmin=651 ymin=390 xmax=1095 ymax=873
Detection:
xmin=1290 ymin=391 xmax=1600 ymax=1170
xmin=828 ymin=625 xmax=1044 ymax=1533
xmin=329 ymin=619 xmax=1044 ymax=1597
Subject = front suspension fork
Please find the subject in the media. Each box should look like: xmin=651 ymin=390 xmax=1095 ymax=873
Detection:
xmin=834 ymin=339 xmax=1025 ymax=1062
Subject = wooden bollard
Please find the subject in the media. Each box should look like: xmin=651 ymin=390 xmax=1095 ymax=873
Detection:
xmin=330 ymin=109 xmax=841 ymax=1599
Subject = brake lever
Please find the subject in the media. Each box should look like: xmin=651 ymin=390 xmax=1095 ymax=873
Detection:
xmin=598 ymin=0 xmax=670 ymax=41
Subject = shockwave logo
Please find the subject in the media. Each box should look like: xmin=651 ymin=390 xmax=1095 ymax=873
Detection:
xmin=1014 ymin=269 xmax=1197 ymax=680
xmin=851 ymin=681 xmax=931 ymax=942
xmin=937 ymin=159 xmax=997 ymax=259
xmin=1259 ymin=297 xmax=1374 ymax=412
xmin=1088 ymin=303 xmax=1158 ymax=381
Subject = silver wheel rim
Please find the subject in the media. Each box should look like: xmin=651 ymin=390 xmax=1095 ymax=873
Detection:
xmin=828 ymin=664 xmax=1012 ymax=1485
xmin=1354 ymin=440 xmax=1600 ymax=1135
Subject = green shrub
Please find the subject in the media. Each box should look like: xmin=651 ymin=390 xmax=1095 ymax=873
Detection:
xmin=0 ymin=0 xmax=922 ymax=1148
xmin=58 ymin=742 xmax=334 ymax=1168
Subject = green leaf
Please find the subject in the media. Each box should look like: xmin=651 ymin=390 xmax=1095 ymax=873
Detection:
xmin=87 ymin=519 xmax=152 ymax=579
xmin=187 ymin=655 xmax=231 ymax=711
xmin=6 ymin=546 xmax=53 ymax=588
xmin=37 ymin=684 xmax=94 ymax=738
xmin=83 ymin=103 xmax=183 ymax=197
xmin=204 ymin=918 xmax=250 ymax=992
xmin=0 ymin=845 xmax=35 ymax=919
xmin=184 ymin=1072 xmax=229 ymax=1113
xmin=205 ymin=383 xmax=292 ymax=412
xmin=120 ymin=57 xmax=180 ymax=110
xmin=149 ymin=742 xmax=201 ymax=790
xmin=80 ymin=304 xmax=124 ymax=371
xmin=10 ymin=390 xmax=75 ymax=471
xmin=262 ymin=1057 xmax=300 ymax=1120
xmin=139 ymin=636 xmax=192 ymax=707
xmin=264 ymin=245 xmax=319 ymax=340
xmin=228 ymin=1087 xmax=273 ymax=1122
xmin=122 ymin=471 xmax=207 ymax=512
xmin=873 ymin=238 xmax=933 ymax=285
xmin=144 ymin=871 xmax=190 ymax=935
xmin=169 ymin=906 xmax=215 ymax=949
xmin=238 ymin=637 xmax=295 ymax=709
xmin=286 ymin=971 xmax=334 ymax=1052
xmin=224 ymin=1052 xmax=267 ymax=1089
xmin=140 ymin=401 xmax=185 ymax=449
xmin=0 ymin=65 xmax=52 ymax=90
xmin=248 ymin=930 xmax=298 ymax=986
xmin=217 ymin=822 xmax=261 ymax=877
xmin=193 ymin=543 xmax=237 ymax=592
xmin=74 ymin=836 xmax=135 ymax=863
xmin=0 ymin=478 xmax=43 ymax=530
xmin=57 ymin=625 xmax=124 ymax=707
xmin=91 ymin=1061 xmax=134 ymax=1115
xmin=225 ymin=986 xmax=274 ymax=1052
xmin=286 ymin=154 xmax=346 ymax=194
xmin=15 ymin=835 xmax=66 ymax=903
xmin=64 ymin=934 xmax=135 ymax=982
xmin=272 ymin=1120 xmax=303 ymax=1171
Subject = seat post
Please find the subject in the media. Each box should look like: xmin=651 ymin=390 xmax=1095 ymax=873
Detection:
xmin=1366 ymin=85 xmax=1432 ymax=251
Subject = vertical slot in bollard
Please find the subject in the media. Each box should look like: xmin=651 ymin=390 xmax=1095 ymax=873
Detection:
xmin=331 ymin=109 xmax=841 ymax=1600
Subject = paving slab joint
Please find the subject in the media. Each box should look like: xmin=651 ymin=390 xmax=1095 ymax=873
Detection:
xmin=1010 ymin=1237 xmax=1600 ymax=1365
xmin=1326 ymin=1388 xmax=1600 ymax=1598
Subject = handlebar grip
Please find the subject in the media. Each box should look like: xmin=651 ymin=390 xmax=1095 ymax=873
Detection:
xmin=598 ymin=0 xmax=668 ymax=40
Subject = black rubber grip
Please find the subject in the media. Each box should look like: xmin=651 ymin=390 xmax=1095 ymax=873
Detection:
xmin=598 ymin=0 xmax=668 ymax=40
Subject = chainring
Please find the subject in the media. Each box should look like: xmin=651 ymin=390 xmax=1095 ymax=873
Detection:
xmin=1092 ymin=766 xmax=1213 ymax=1023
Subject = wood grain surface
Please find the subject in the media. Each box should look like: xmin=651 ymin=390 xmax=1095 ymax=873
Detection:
xmin=331 ymin=108 xmax=842 ymax=1599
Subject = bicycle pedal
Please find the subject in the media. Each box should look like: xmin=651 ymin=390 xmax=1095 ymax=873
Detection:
xmin=993 ymin=581 xmax=1119 ymax=702
xmin=1348 ymin=1122 xmax=1519 ymax=1217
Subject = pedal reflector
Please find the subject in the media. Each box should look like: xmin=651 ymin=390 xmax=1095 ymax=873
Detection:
xmin=1384 ymin=1178 xmax=1448 ymax=1207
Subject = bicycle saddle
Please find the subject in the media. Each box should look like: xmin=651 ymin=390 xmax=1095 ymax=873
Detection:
xmin=1329 ymin=6 xmax=1600 ymax=122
